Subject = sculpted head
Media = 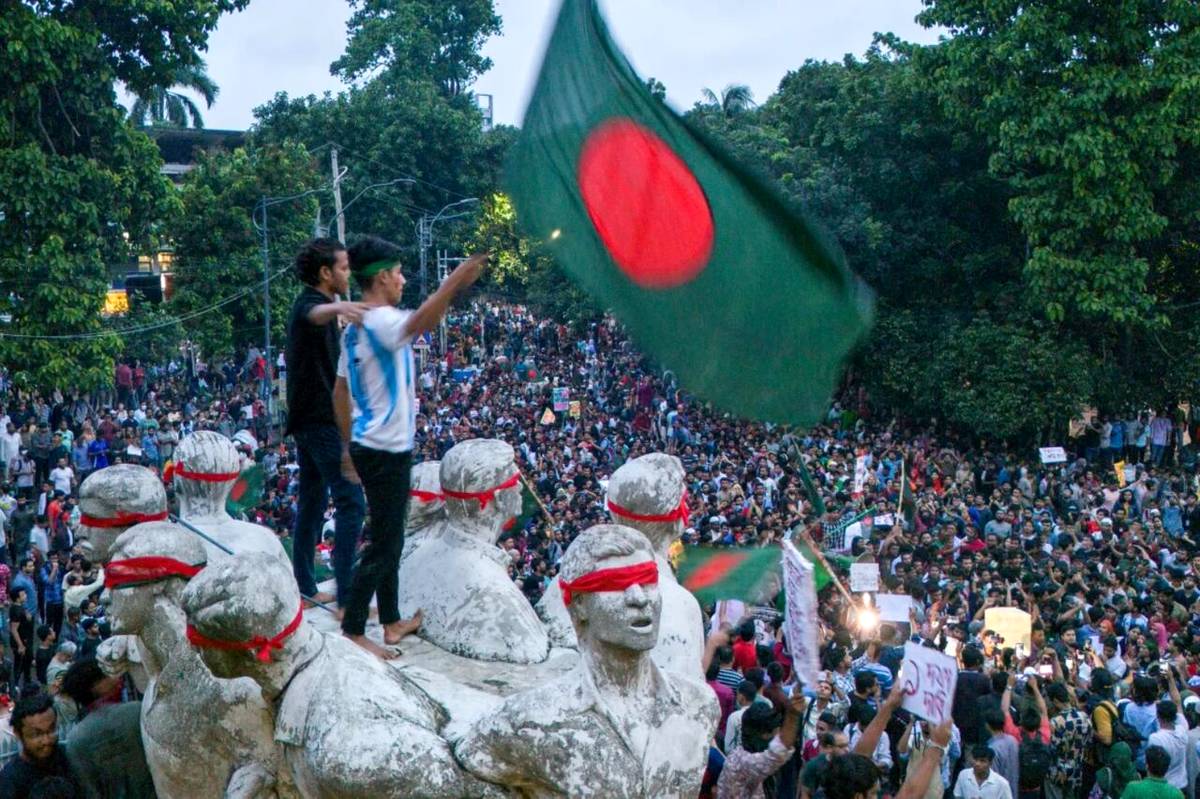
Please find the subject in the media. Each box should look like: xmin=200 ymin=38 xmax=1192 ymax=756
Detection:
xmin=440 ymin=439 xmax=523 ymax=534
xmin=101 ymin=521 xmax=206 ymax=635
xmin=182 ymin=552 xmax=305 ymax=685
xmin=78 ymin=465 xmax=169 ymax=563
xmin=408 ymin=460 xmax=445 ymax=533
xmin=173 ymin=431 xmax=241 ymax=508
xmin=560 ymin=524 xmax=661 ymax=653
xmin=606 ymin=453 xmax=687 ymax=556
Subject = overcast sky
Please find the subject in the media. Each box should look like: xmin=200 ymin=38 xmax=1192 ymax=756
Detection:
xmin=193 ymin=0 xmax=942 ymax=131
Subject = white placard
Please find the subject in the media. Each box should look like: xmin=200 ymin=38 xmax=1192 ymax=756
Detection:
xmin=873 ymin=513 xmax=895 ymax=527
xmin=877 ymin=593 xmax=916 ymax=622
xmin=899 ymin=641 xmax=958 ymax=724
xmin=853 ymin=454 xmax=869 ymax=495
xmin=782 ymin=541 xmax=821 ymax=687
xmin=849 ymin=562 xmax=881 ymax=593
xmin=1038 ymin=446 xmax=1068 ymax=464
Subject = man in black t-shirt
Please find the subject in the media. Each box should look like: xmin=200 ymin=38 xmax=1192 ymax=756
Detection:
xmin=284 ymin=238 xmax=369 ymax=610
xmin=0 ymin=692 xmax=79 ymax=799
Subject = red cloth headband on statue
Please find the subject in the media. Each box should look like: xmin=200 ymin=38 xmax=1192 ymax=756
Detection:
xmin=559 ymin=560 xmax=659 ymax=606
xmin=441 ymin=472 xmax=521 ymax=510
xmin=606 ymin=488 xmax=690 ymax=527
xmin=173 ymin=461 xmax=241 ymax=483
xmin=80 ymin=510 xmax=168 ymax=529
xmin=186 ymin=601 xmax=304 ymax=664
xmin=105 ymin=556 xmax=204 ymax=590
xmin=409 ymin=489 xmax=444 ymax=504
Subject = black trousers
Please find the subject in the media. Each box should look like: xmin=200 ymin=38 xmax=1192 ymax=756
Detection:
xmin=341 ymin=444 xmax=412 ymax=637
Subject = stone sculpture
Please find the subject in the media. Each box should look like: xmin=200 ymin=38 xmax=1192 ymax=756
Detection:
xmin=182 ymin=552 xmax=503 ymax=799
xmin=173 ymin=431 xmax=288 ymax=564
xmin=103 ymin=521 xmax=279 ymax=799
xmin=396 ymin=439 xmax=549 ymax=663
xmin=399 ymin=460 xmax=444 ymax=564
xmin=78 ymin=464 xmax=168 ymax=562
xmin=456 ymin=523 xmax=718 ymax=798
xmin=536 ymin=453 xmax=704 ymax=678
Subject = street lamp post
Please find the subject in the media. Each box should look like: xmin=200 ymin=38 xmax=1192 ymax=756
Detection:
xmin=417 ymin=198 xmax=479 ymax=299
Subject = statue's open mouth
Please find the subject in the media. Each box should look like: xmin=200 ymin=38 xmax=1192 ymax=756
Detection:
xmin=630 ymin=618 xmax=653 ymax=630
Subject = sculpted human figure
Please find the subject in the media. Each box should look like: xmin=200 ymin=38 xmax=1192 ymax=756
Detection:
xmin=399 ymin=460 xmax=444 ymax=565
xmin=396 ymin=439 xmax=549 ymax=663
xmin=78 ymin=464 xmax=168 ymax=562
xmin=537 ymin=453 xmax=704 ymax=678
xmin=182 ymin=552 xmax=502 ymax=799
xmin=173 ymin=431 xmax=289 ymax=564
xmin=103 ymin=522 xmax=279 ymax=799
xmin=456 ymin=524 xmax=718 ymax=798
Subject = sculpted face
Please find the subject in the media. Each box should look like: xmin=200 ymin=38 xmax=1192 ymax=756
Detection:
xmin=101 ymin=582 xmax=156 ymax=635
xmin=495 ymin=477 xmax=523 ymax=521
xmin=81 ymin=524 xmax=128 ymax=564
xmin=575 ymin=551 xmax=662 ymax=652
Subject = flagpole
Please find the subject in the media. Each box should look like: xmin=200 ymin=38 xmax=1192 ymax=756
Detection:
xmin=518 ymin=470 xmax=557 ymax=537
xmin=169 ymin=514 xmax=338 ymax=616
xmin=796 ymin=527 xmax=855 ymax=606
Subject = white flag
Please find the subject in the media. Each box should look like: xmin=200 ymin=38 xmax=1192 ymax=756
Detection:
xmin=781 ymin=540 xmax=821 ymax=687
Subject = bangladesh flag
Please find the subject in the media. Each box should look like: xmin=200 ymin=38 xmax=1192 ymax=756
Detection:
xmin=676 ymin=543 xmax=850 ymax=605
xmin=507 ymin=0 xmax=873 ymax=424
xmin=226 ymin=464 xmax=264 ymax=518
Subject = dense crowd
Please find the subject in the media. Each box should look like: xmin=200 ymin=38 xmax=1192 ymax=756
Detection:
xmin=2 ymin=298 xmax=1200 ymax=799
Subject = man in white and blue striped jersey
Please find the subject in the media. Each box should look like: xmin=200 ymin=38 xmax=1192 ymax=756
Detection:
xmin=333 ymin=235 xmax=486 ymax=659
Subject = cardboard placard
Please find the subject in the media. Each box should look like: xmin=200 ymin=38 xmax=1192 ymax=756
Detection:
xmin=1039 ymin=446 xmax=1068 ymax=464
xmin=877 ymin=593 xmax=916 ymax=623
xmin=849 ymin=562 xmax=880 ymax=593
xmin=899 ymin=641 xmax=958 ymax=724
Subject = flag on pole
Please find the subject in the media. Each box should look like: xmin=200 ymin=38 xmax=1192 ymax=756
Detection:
xmin=782 ymin=540 xmax=821 ymax=686
xmin=675 ymin=546 xmax=782 ymax=606
xmin=226 ymin=464 xmax=264 ymax=518
xmin=506 ymin=0 xmax=873 ymax=425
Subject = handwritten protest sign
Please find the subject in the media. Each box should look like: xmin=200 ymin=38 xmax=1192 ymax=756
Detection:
xmin=849 ymin=562 xmax=880 ymax=593
xmin=900 ymin=641 xmax=958 ymax=724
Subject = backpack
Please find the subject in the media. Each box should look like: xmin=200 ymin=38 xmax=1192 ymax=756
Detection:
xmin=1019 ymin=732 xmax=1053 ymax=789
xmin=1100 ymin=701 xmax=1143 ymax=747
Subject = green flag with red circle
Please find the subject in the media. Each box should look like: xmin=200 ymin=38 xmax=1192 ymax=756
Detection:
xmin=507 ymin=0 xmax=873 ymax=425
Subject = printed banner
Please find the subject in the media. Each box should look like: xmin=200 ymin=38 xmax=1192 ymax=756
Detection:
xmin=782 ymin=540 xmax=821 ymax=687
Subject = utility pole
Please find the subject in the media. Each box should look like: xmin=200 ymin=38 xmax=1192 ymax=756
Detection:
xmin=417 ymin=215 xmax=432 ymax=299
xmin=330 ymin=148 xmax=346 ymax=243
xmin=258 ymin=196 xmax=273 ymax=424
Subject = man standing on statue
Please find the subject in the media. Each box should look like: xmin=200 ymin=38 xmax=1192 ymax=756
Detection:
xmin=334 ymin=235 xmax=486 ymax=658
xmin=284 ymin=238 xmax=369 ymax=615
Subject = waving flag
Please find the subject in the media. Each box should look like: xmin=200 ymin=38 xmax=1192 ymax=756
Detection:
xmin=506 ymin=0 xmax=873 ymax=424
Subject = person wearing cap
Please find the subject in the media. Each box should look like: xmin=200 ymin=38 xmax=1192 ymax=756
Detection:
xmin=333 ymin=236 xmax=485 ymax=659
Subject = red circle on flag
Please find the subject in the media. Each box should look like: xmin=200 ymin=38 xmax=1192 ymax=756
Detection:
xmin=577 ymin=118 xmax=714 ymax=288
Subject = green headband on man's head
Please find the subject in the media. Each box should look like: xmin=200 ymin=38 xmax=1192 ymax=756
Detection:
xmin=353 ymin=259 xmax=399 ymax=282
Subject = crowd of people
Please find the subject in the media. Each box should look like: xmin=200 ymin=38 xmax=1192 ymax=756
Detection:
xmin=1 ymin=235 xmax=1199 ymax=798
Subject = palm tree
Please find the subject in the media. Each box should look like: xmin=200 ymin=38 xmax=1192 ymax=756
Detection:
xmin=128 ymin=60 xmax=219 ymax=129
xmin=699 ymin=84 xmax=756 ymax=117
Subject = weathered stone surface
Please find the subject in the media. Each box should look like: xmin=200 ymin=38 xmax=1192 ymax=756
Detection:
xmin=399 ymin=460 xmax=443 ymax=565
xmin=173 ymin=431 xmax=289 ymax=564
xmin=184 ymin=552 xmax=503 ymax=799
xmin=456 ymin=524 xmax=718 ymax=798
xmin=103 ymin=521 xmax=279 ymax=799
xmin=78 ymin=464 xmax=167 ymax=562
xmin=396 ymin=439 xmax=550 ymax=664
xmin=537 ymin=453 xmax=705 ymax=680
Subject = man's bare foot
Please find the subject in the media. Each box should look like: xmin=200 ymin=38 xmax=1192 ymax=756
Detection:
xmin=344 ymin=633 xmax=399 ymax=660
xmin=334 ymin=607 xmax=345 ymax=622
xmin=310 ymin=591 xmax=336 ymax=604
xmin=383 ymin=610 xmax=423 ymax=645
